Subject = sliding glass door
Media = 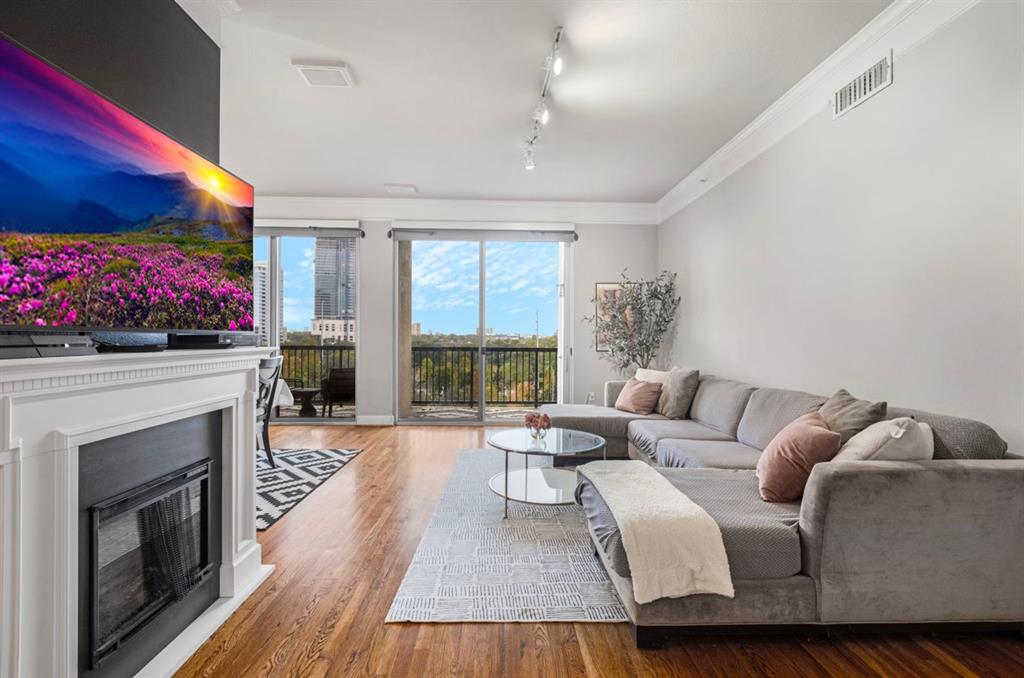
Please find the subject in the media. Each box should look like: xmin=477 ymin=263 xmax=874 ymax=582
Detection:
xmin=397 ymin=239 xmax=481 ymax=421
xmin=396 ymin=232 xmax=568 ymax=423
xmin=254 ymin=226 xmax=358 ymax=422
xmin=482 ymin=241 xmax=560 ymax=418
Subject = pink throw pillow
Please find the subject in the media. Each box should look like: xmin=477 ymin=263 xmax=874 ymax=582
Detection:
xmin=756 ymin=412 xmax=841 ymax=502
xmin=614 ymin=378 xmax=663 ymax=415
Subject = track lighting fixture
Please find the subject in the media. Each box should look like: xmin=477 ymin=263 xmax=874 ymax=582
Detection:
xmin=521 ymin=27 xmax=563 ymax=170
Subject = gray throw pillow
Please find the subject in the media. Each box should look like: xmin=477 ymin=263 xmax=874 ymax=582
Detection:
xmin=656 ymin=368 xmax=700 ymax=419
xmin=818 ymin=389 xmax=887 ymax=445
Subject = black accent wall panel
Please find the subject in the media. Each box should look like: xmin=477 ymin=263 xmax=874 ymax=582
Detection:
xmin=0 ymin=0 xmax=220 ymax=162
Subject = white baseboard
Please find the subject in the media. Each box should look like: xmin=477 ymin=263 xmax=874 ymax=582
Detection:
xmin=356 ymin=415 xmax=395 ymax=426
xmin=135 ymin=564 xmax=274 ymax=678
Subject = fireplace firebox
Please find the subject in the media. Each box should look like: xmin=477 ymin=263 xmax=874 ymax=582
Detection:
xmin=89 ymin=459 xmax=213 ymax=668
xmin=78 ymin=411 xmax=223 ymax=678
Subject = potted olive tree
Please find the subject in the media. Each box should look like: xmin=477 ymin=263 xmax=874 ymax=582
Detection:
xmin=587 ymin=270 xmax=680 ymax=371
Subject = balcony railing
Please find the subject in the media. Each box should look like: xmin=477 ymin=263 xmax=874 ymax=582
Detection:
xmin=277 ymin=344 xmax=558 ymax=414
xmin=411 ymin=346 xmax=557 ymax=407
xmin=279 ymin=344 xmax=355 ymax=391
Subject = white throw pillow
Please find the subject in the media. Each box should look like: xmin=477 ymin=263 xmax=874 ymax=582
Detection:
xmin=635 ymin=367 xmax=676 ymax=384
xmin=832 ymin=417 xmax=934 ymax=462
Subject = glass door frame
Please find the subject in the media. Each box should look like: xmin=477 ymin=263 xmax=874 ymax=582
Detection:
xmin=254 ymin=219 xmax=361 ymax=425
xmin=392 ymin=226 xmax=575 ymax=425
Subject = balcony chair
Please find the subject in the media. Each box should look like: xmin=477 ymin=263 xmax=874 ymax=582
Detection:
xmin=321 ymin=367 xmax=356 ymax=417
xmin=257 ymin=356 xmax=283 ymax=467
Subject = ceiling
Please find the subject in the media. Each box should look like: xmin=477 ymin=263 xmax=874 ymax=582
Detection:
xmin=208 ymin=1 xmax=889 ymax=202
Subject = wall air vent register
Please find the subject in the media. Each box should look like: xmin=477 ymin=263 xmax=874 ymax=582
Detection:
xmin=834 ymin=51 xmax=893 ymax=119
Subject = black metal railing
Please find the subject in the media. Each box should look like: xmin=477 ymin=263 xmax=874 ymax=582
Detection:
xmin=279 ymin=344 xmax=356 ymax=391
xmin=277 ymin=344 xmax=558 ymax=415
xmin=411 ymin=346 xmax=557 ymax=408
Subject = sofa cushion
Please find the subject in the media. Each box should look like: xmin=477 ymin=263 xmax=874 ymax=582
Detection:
xmin=737 ymin=388 xmax=827 ymax=450
xmin=539 ymin=404 xmax=664 ymax=440
xmin=577 ymin=468 xmax=802 ymax=580
xmin=628 ymin=419 xmax=733 ymax=461
xmin=888 ymin=407 xmax=1008 ymax=459
xmin=656 ymin=439 xmax=762 ymax=469
xmin=690 ymin=376 xmax=757 ymax=437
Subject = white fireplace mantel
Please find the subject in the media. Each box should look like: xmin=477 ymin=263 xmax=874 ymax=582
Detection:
xmin=0 ymin=347 xmax=276 ymax=678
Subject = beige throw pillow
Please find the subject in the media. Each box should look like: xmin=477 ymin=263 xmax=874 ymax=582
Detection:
xmin=818 ymin=389 xmax=887 ymax=445
xmin=833 ymin=418 xmax=934 ymax=461
xmin=614 ymin=378 xmax=663 ymax=415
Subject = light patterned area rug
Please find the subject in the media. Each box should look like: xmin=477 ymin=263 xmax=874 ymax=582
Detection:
xmin=385 ymin=449 xmax=628 ymax=622
xmin=256 ymin=447 xmax=361 ymax=530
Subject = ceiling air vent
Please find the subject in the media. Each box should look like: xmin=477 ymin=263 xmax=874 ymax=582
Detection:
xmin=293 ymin=61 xmax=355 ymax=88
xmin=833 ymin=52 xmax=892 ymax=119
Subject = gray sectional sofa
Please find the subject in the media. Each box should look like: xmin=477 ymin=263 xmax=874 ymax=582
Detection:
xmin=540 ymin=375 xmax=1024 ymax=646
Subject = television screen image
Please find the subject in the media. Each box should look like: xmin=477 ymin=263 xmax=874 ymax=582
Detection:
xmin=0 ymin=35 xmax=253 ymax=333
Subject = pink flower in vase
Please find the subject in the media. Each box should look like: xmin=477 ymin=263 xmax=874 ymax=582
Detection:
xmin=524 ymin=410 xmax=552 ymax=440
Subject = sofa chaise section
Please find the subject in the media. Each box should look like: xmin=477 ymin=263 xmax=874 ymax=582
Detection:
xmin=583 ymin=456 xmax=1024 ymax=645
xmin=577 ymin=468 xmax=802 ymax=580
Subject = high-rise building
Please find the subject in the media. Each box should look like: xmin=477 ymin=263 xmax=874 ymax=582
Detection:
xmin=254 ymin=261 xmax=284 ymax=346
xmin=311 ymin=237 xmax=357 ymax=341
xmin=310 ymin=317 xmax=356 ymax=342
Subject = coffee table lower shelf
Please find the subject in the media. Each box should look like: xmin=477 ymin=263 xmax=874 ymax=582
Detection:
xmin=488 ymin=468 xmax=577 ymax=514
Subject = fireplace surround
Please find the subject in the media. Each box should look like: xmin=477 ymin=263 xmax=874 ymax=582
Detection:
xmin=0 ymin=347 xmax=275 ymax=678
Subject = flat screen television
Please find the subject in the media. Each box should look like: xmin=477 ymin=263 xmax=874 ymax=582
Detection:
xmin=0 ymin=33 xmax=254 ymax=335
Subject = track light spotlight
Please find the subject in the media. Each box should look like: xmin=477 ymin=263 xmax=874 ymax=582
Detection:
xmin=551 ymin=46 xmax=563 ymax=76
xmin=534 ymin=100 xmax=550 ymax=125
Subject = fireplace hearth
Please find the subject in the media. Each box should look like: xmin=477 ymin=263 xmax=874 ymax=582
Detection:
xmin=90 ymin=460 xmax=213 ymax=668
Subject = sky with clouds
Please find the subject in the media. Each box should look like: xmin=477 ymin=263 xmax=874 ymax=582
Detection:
xmin=255 ymin=238 xmax=559 ymax=336
xmin=411 ymin=240 xmax=559 ymax=336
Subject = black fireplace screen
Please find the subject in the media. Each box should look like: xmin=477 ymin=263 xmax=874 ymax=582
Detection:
xmin=90 ymin=459 xmax=214 ymax=668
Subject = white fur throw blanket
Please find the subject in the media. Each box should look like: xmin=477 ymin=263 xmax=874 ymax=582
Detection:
xmin=578 ymin=460 xmax=734 ymax=604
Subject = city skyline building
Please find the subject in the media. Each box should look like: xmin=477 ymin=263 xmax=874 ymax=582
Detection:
xmin=254 ymin=261 xmax=284 ymax=346
xmin=313 ymin=237 xmax=357 ymax=319
xmin=311 ymin=237 xmax=358 ymax=342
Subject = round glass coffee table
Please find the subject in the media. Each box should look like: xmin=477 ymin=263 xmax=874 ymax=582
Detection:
xmin=487 ymin=428 xmax=606 ymax=518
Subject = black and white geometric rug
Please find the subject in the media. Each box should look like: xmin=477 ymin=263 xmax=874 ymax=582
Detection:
xmin=256 ymin=448 xmax=361 ymax=531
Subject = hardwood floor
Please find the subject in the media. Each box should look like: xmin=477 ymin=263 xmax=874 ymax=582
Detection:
xmin=176 ymin=425 xmax=1022 ymax=678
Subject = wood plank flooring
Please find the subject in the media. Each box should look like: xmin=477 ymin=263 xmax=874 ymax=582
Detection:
xmin=176 ymin=425 xmax=1023 ymax=677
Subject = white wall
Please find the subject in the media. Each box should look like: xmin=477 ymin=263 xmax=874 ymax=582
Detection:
xmin=570 ymin=223 xmax=660 ymax=405
xmin=658 ymin=2 xmax=1024 ymax=448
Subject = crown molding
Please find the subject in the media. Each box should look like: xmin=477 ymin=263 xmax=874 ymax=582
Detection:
xmin=209 ymin=0 xmax=242 ymax=16
xmin=255 ymin=195 xmax=659 ymax=225
xmin=656 ymin=0 xmax=981 ymax=223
